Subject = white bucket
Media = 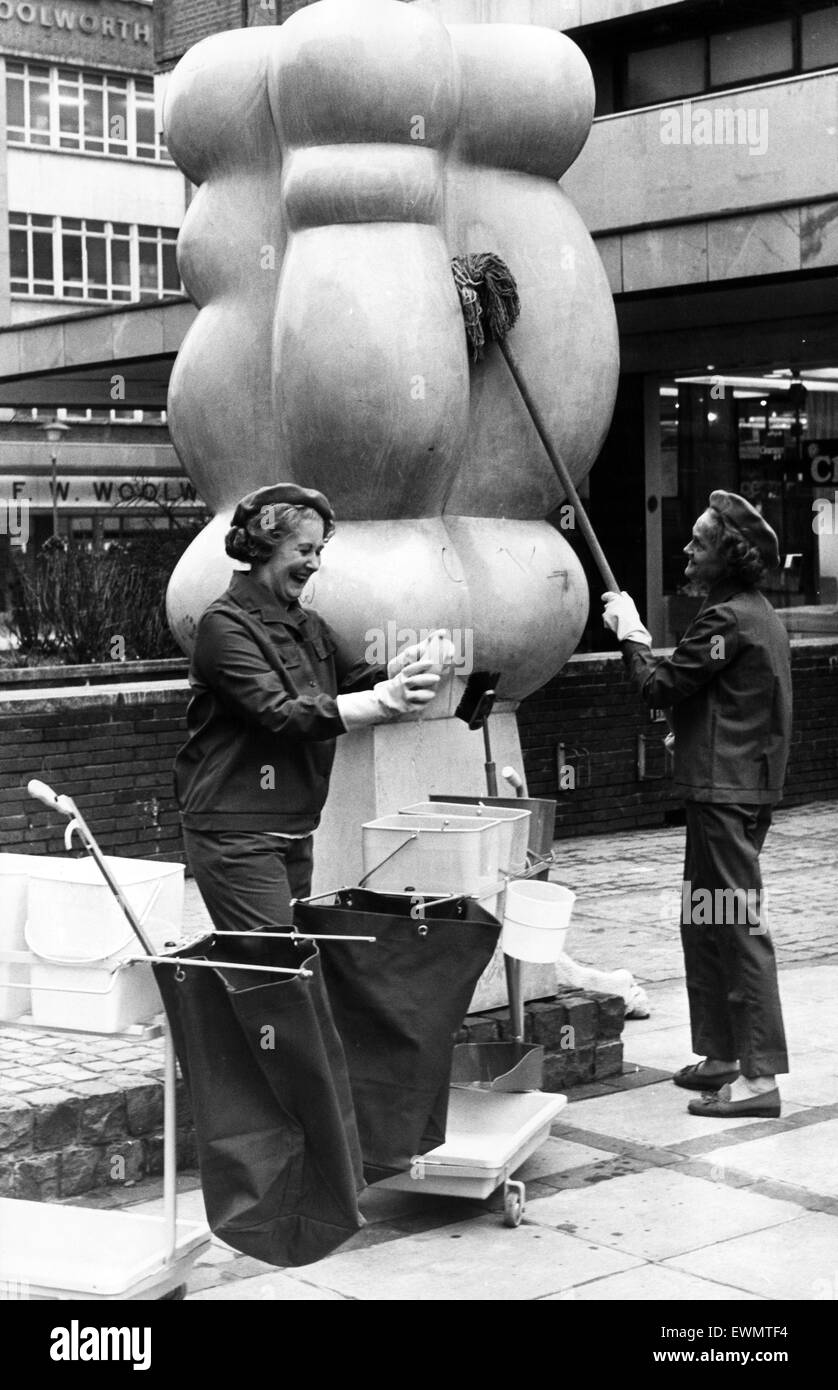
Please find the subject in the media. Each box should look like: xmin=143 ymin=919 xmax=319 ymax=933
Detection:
xmin=501 ymin=879 xmax=575 ymax=962
xmin=361 ymin=814 xmax=502 ymax=908
xmin=23 ymin=855 xmax=184 ymax=1032
xmin=399 ymin=802 xmax=532 ymax=876
xmin=25 ymin=856 xmax=184 ymax=964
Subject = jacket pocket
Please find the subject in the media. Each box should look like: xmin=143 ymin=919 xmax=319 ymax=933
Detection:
xmin=311 ymin=630 xmax=337 ymax=662
xmin=273 ymin=637 xmax=304 ymax=670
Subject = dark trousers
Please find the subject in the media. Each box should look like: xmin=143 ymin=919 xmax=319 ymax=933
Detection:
xmin=182 ymin=828 xmax=314 ymax=942
xmin=681 ymin=802 xmax=788 ymax=1077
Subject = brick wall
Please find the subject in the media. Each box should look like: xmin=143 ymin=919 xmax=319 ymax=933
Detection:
xmin=155 ymin=0 xmax=244 ymax=70
xmin=154 ymin=0 xmax=279 ymax=71
xmin=0 ymin=684 xmax=188 ymax=860
xmin=520 ymin=638 xmax=838 ymax=838
xmin=0 ymin=637 xmax=836 ymax=857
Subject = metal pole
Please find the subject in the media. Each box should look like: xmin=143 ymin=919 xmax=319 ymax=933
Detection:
xmin=51 ymin=448 xmax=58 ymax=538
xmin=163 ymin=1018 xmax=177 ymax=1262
xmin=482 ymin=717 xmax=498 ymax=796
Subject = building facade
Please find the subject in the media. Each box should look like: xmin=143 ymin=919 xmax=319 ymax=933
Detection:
xmin=560 ymin=0 xmax=838 ymax=643
xmin=0 ymin=0 xmax=196 ymax=610
xmin=2 ymin=0 xmax=837 ymax=644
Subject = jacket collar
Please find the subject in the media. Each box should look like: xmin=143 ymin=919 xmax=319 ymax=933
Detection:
xmin=226 ymin=571 xmax=306 ymax=630
xmin=699 ymin=576 xmax=755 ymax=612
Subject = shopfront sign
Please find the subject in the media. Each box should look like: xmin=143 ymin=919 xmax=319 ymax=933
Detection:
xmin=0 ymin=2 xmax=151 ymax=55
xmin=0 ymin=475 xmax=199 ymax=509
xmin=807 ymin=441 xmax=838 ymax=485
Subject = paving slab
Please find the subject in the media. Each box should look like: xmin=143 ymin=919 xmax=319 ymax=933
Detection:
xmin=622 ymin=1023 xmax=690 ymax=1071
xmin=559 ymin=1079 xmax=804 ymax=1148
xmin=524 ymin=1168 xmax=803 ymax=1261
xmin=540 ymin=1264 xmax=765 ymax=1301
xmin=188 ymin=1273 xmax=348 ymax=1301
xmin=776 ymin=1050 xmax=838 ymax=1107
xmin=664 ymin=1210 xmax=838 ymax=1300
xmin=278 ymin=1216 xmax=642 ymax=1301
xmin=509 ymin=1135 xmax=615 ymax=1181
xmin=701 ymin=1119 xmax=838 ymax=1200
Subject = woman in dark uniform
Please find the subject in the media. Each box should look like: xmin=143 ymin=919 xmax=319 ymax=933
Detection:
xmin=602 ymin=490 xmax=791 ymax=1118
xmin=174 ymin=482 xmax=447 ymax=949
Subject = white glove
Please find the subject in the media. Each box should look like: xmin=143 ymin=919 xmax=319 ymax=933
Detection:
xmin=602 ymin=591 xmax=653 ymax=646
xmin=387 ymin=629 xmax=456 ymax=678
xmin=337 ymin=659 xmax=440 ymax=731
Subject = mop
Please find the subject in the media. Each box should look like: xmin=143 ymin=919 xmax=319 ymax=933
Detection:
xmin=451 ymin=256 xmax=651 ymax=1020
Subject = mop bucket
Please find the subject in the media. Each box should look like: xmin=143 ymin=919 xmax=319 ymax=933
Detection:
xmin=501 ymin=880 xmax=575 ymax=963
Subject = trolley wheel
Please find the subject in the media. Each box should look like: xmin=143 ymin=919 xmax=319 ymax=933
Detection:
xmin=158 ymin=1283 xmax=187 ymax=1301
xmin=502 ymin=1179 xmax=525 ymax=1228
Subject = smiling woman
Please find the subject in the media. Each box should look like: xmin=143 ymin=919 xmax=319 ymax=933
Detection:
xmin=173 ymin=482 xmax=451 ymax=950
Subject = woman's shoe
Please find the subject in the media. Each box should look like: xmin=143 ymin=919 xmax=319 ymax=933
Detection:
xmin=687 ymin=1085 xmax=781 ymax=1119
xmin=673 ymin=1062 xmax=739 ymax=1092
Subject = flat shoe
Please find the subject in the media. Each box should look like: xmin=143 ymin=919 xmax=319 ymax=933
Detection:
xmin=687 ymin=1086 xmax=781 ymax=1119
xmin=673 ymin=1062 xmax=739 ymax=1092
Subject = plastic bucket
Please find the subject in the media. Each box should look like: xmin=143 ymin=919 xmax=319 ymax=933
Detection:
xmin=400 ymin=802 xmax=531 ymax=876
xmin=25 ymin=856 xmax=184 ymax=964
xmin=501 ymin=879 xmax=575 ymax=962
xmin=361 ymin=814 xmax=502 ymax=907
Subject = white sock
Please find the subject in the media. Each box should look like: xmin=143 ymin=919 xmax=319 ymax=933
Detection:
xmin=728 ymin=1075 xmax=776 ymax=1100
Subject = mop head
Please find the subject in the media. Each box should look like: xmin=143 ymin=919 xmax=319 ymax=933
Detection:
xmin=451 ymin=253 xmax=521 ymax=361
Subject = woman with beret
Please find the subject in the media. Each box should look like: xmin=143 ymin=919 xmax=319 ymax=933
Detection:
xmin=602 ymin=490 xmax=791 ymax=1119
xmin=174 ymin=482 xmax=449 ymax=948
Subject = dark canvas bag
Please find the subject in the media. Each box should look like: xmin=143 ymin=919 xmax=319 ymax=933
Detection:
xmin=153 ymin=933 xmax=365 ymax=1268
xmin=293 ymin=888 xmax=501 ymax=1183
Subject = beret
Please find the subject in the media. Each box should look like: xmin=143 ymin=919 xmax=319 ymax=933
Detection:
xmin=708 ymin=490 xmax=780 ymax=571
xmin=230 ymin=483 xmax=335 ymax=534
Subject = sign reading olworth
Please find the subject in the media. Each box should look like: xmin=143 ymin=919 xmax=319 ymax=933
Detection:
xmin=0 ymin=1 xmax=153 ymax=69
xmin=0 ymin=2 xmax=151 ymax=43
xmin=0 ymin=475 xmax=199 ymax=508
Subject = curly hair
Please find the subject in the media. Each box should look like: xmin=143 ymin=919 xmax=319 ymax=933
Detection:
xmin=225 ymin=503 xmax=334 ymax=565
xmin=705 ymin=510 xmax=767 ymax=587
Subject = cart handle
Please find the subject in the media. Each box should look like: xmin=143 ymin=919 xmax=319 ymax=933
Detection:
xmin=27 ymin=778 xmax=76 ymax=817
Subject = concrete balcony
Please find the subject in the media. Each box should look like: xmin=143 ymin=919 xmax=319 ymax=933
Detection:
xmin=565 ymin=71 xmax=838 ymax=232
xmin=562 ymin=71 xmax=838 ymax=295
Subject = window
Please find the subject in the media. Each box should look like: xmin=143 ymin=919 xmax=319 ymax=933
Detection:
xmin=5 ymin=63 xmax=170 ymax=161
xmin=583 ymin=9 xmax=838 ymax=118
xmin=29 ymin=407 xmax=167 ymax=425
xmin=137 ymin=225 xmax=180 ymax=301
xmin=709 ymin=21 xmax=794 ymax=89
xmin=9 ymin=215 xmax=181 ymax=302
xmin=802 ymin=6 xmax=838 ymax=69
xmin=626 ymin=38 xmax=705 ymax=109
xmin=6 ymin=61 xmax=50 ymax=145
xmin=9 ymin=213 xmax=54 ymax=295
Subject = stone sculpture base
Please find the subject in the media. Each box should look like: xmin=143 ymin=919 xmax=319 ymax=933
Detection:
xmin=311 ymin=707 xmax=558 ymax=1010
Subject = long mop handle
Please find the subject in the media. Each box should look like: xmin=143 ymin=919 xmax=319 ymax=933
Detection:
xmin=499 ymin=340 xmax=620 ymax=594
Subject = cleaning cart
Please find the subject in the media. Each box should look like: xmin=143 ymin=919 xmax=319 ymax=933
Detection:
xmin=0 ymin=780 xmax=213 ymax=1301
xmin=290 ymin=671 xmax=569 ymax=1229
xmin=342 ymin=804 xmax=567 ymax=1226
xmin=358 ymin=674 xmax=569 ymax=1226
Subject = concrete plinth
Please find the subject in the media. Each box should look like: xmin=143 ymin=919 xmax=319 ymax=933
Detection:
xmin=311 ymin=706 xmax=558 ymax=1010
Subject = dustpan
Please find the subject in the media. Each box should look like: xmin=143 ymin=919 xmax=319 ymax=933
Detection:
xmin=451 ymin=1040 xmax=544 ymax=1091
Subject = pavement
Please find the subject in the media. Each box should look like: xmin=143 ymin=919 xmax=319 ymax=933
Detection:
xmin=55 ymin=798 xmax=838 ymax=1306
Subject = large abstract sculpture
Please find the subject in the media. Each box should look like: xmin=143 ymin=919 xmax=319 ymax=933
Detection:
xmin=164 ymin=0 xmax=618 ymax=700
xmin=163 ymin=0 xmax=620 ymax=1000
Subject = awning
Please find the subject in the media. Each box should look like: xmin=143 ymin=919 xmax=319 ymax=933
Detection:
xmin=0 ymin=297 xmax=196 ymax=409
